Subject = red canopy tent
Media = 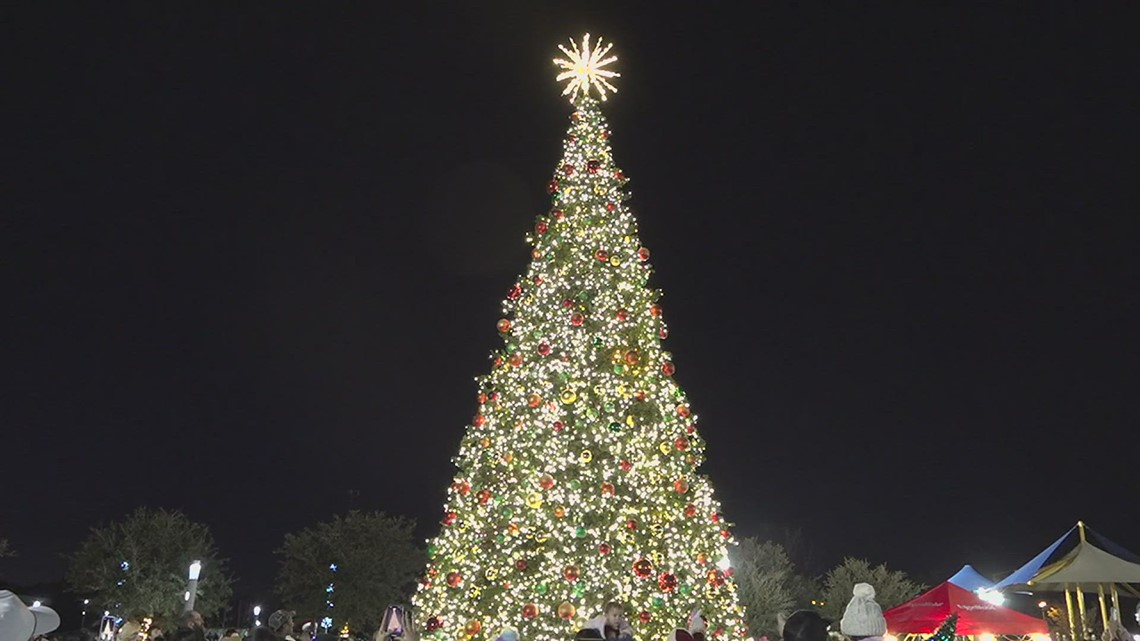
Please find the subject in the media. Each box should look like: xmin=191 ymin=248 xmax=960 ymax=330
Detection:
xmin=884 ymin=582 xmax=1048 ymax=636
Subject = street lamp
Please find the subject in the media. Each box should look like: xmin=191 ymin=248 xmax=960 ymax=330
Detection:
xmin=254 ymin=606 xmax=262 ymax=628
xmin=185 ymin=560 xmax=202 ymax=612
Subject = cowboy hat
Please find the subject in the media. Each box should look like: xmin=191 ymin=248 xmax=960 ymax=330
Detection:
xmin=0 ymin=590 xmax=61 ymax=641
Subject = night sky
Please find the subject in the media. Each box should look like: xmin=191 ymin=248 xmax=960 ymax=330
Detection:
xmin=6 ymin=3 xmax=1138 ymax=607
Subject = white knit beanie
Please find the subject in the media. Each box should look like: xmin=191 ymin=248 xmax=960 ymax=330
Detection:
xmin=840 ymin=583 xmax=887 ymax=637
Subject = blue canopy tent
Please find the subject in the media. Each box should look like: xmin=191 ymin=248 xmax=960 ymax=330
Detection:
xmin=947 ymin=564 xmax=994 ymax=592
xmin=993 ymin=522 xmax=1140 ymax=640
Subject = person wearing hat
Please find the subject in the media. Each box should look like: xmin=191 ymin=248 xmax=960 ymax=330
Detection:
xmin=268 ymin=610 xmax=296 ymax=641
xmin=840 ymin=583 xmax=887 ymax=641
xmin=0 ymin=590 xmax=61 ymax=641
xmin=668 ymin=609 xmax=709 ymax=641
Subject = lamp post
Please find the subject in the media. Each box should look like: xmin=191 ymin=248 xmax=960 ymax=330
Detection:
xmin=185 ymin=560 xmax=202 ymax=612
xmin=254 ymin=605 xmax=262 ymax=628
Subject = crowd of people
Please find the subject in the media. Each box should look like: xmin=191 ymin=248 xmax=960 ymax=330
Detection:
xmin=2 ymin=584 xmax=891 ymax=641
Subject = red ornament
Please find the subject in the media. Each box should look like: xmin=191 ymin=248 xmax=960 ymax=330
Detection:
xmin=443 ymin=511 xmax=458 ymax=526
xmin=539 ymin=473 xmax=555 ymax=490
xmin=527 ymin=393 xmax=542 ymax=408
xmin=637 ymin=247 xmax=651 ymax=261
xmin=623 ymin=350 xmax=639 ymax=365
xmin=562 ymin=298 xmax=573 ymax=309
xmin=684 ymin=503 xmax=697 ymax=518
xmin=521 ymin=604 xmax=538 ymax=620
xmin=473 ymin=414 xmax=487 ymax=428
xmin=598 ymin=542 xmax=612 ymax=555
xmin=587 ymin=159 xmax=601 ymax=173
xmin=538 ymin=343 xmax=552 ymax=356
xmin=619 ymin=459 xmax=632 ymax=472
xmin=677 ymin=404 xmax=691 ymax=418
xmin=570 ymin=312 xmax=585 ymax=327
xmin=594 ymin=249 xmax=608 ymax=262
xmin=508 ymin=353 xmax=523 ymax=367
xmin=497 ymin=319 xmax=511 ymax=333
xmin=515 ymin=559 xmax=528 ymax=571
xmin=464 ymin=621 xmax=482 ymax=637
xmin=601 ymin=482 xmax=615 ymax=496
xmin=535 ymin=221 xmax=548 ymax=235
xmin=659 ymin=327 xmax=669 ymax=339
xmin=446 ymin=571 xmax=463 ymax=588
xmin=707 ymin=569 xmax=721 ymax=585
xmin=426 ymin=617 xmax=443 ymax=632
xmin=606 ymin=202 xmax=616 ymax=212
xmin=547 ymin=180 xmax=559 ymax=194
xmin=552 ymin=209 xmax=565 ymax=221
xmin=552 ymin=420 xmax=564 ymax=432
xmin=674 ymin=478 xmax=689 ymax=494
xmin=711 ymin=512 xmax=722 ymax=523
xmin=563 ymin=163 xmax=575 ymax=175
xmin=615 ymin=308 xmax=629 ymax=322
xmin=453 ymin=480 xmax=470 ymax=495
xmin=507 ymin=285 xmax=522 ymax=300
xmin=720 ymin=529 xmax=731 ymax=539
xmin=658 ymin=572 xmax=678 ymax=592
xmin=697 ymin=552 xmax=708 ymax=565
xmin=639 ymin=612 xmax=652 ymax=624
xmin=650 ymin=304 xmax=663 ymax=317
xmin=562 ymin=564 xmax=580 ymax=582
xmin=477 ymin=489 xmax=492 ymax=504
xmin=613 ymin=170 xmax=625 ymax=180
xmin=626 ymin=518 xmax=638 ymax=530
xmin=674 ymin=436 xmax=690 ymax=451
xmin=632 ymin=557 xmax=653 ymax=579
xmin=534 ymin=275 xmax=544 ymax=285
xmin=686 ymin=424 xmax=696 ymax=434
xmin=661 ymin=361 xmax=676 ymax=376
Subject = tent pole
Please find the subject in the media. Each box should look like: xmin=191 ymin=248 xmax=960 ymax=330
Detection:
xmin=1110 ymin=584 xmax=1120 ymax=621
xmin=1076 ymin=583 xmax=1088 ymax=639
xmin=1097 ymin=584 xmax=1109 ymax=631
xmin=1065 ymin=586 xmax=1077 ymax=641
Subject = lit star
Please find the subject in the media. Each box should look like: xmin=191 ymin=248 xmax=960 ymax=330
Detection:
xmin=554 ymin=33 xmax=620 ymax=102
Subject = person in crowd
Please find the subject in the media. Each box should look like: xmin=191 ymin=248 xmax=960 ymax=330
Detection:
xmin=117 ymin=612 xmax=148 ymax=641
xmin=582 ymin=601 xmax=635 ymax=641
xmin=781 ymin=610 xmax=830 ymax=641
xmin=250 ymin=628 xmax=277 ymax=641
xmin=268 ymin=610 xmax=297 ymax=641
xmin=173 ymin=611 xmax=206 ymax=641
xmin=668 ymin=609 xmax=708 ymax=641
xmin=222 ymin=631 xmax=240 ymax=641
xmin=840 ymin=583 xmax=886 ymax=641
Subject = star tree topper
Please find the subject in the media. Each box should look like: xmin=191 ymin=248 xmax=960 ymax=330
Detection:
xmin=554 ymin=33 xmax=620 ymax=102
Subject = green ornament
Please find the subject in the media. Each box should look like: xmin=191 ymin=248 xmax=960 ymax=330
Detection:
xmin=531 ymin=329 xmax=542 ymax=339
xmin=651 ymin=597 xmax=664 ymax=609
xmin=506 ymin=342 xmax=518 ymax=353
xmin=673 ymin=388 xmax=684 ymax=399
xmin=573 ymin=583 xmax=586 ymax=597
xmin=679 ymin=584 xmax=692 ymax=596
xmin=427 ymin=544 xmax=438 ymax=558
xmin=592 ymin=337 xmax=604 ymax=347
xmin=586 ymin=407 xmax=599 ymax=418
xmin=496 ymin=534 xmax=506 ymax=544
xmin=576 ymin=290 xmax=591 ymax=302
xmin=568 ymin=479 xmax=582 ymax=490
xmin=613 ymin=363 xmax=625 ymax=375
xmin=575 ymin=526 xmax=587 ymax=538
xmin=536 ymin=583 xmax=548 ymax=595
xmin=501 ymin=506 xmax=514 ymax=518
xmin=603 ymin=402 xmax=616 ymax=413
xmin=608 ymin=422 xmax=621 ymax=432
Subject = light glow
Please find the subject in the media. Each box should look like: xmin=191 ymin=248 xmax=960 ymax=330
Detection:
xmin=977 ymin=588 xmax=1005 ymax=606
xmin=188 ymin=560 xmax=202 ymax=580
xmin=554 ymin=34 xmax=620 ymax=102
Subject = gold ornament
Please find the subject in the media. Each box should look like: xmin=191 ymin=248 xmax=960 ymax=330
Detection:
xmin=526 ymin=492 xmax=544 ymax=509
xmin=580 ymin=449 xmax=593 ymax=463
xmin=561 ymin=389 xmax=578 ymax=404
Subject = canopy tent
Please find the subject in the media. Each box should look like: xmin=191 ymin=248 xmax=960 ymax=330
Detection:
xmin=948 ymin=565 xmax=994 ymax=592
xmin=992 ymin=521 xmax=1140 ymax=640
xmin=884 ymin=582 xmax=1048 ymax=636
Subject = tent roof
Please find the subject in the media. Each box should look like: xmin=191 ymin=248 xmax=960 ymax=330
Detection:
xmin=884 ymin=582 xmax=1048 ymax=636
xmin=948 ymin=565 xmax=994 ymax=592
xmin=1028 ymin=542 xmax=1140 ymax=586
xmin=993 ymin=523 xmax=1140 ymax=591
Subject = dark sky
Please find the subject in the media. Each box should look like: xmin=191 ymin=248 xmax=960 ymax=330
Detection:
xmin=5 ymin=3 xmax=1138 ymax=606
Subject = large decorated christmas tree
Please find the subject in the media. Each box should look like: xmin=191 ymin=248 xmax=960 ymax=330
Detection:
xmin=414 ymin=35 xmax=748 ymax=641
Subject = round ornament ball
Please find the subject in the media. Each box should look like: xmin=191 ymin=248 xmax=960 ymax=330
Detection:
xmin=443 ymin=511 xmax=458 ymax=526
xmin=535 ymin=221 xmax=548 ymax=235
xmin=587 ymin=159 xmax=601 ymax=173
xmin=538 ymin=343 xmax=551 ymax=356
xmin=464 ymin=620 xmax=482 ymax=637
xmin=508 ymin=353 xmax=523 ymax=368
xmin=684 ymin=503 xmax=697 ymax=518
xmin=547 ymin=180 xmax=558 ymax=194
xmin=594 ymin=249 xmax=608 ymax=262
xmin=477 ymin=489 xmax=492 ymax=504
xmin=557 ymin=602 xmax=577 ymax=620
xmin=674 ymin=478 xmax=689 ymax=494
xmin=562 ymin=298 xmax=573 ymax=309
xmin=561 ymin=389 xmax=578 ymax=404
xmin=649 ymin=304 xmax=663 ymax=317
xmin=562 ymin=163 xmax=574 ymax=175
xmin=601 ymin=482 xmax=615 ymax=496
xmin=521 ymin=604 xmax=538 ymax=620
xmin=497 ymin=319 xmax=511 ymax=333
xmin=626 ymin=518 xmax=638 ymax=530
xmin=508 ymin=284 xmax=522 ymax=300
xmin=624 ymin=350 xmax=639 ymax=365
xmin=539 ymin=473 xmax=555 ymax=490
xmin=615 ymin=308 xmax=629 ymax=322
xmin=580 ymin=449 xmax=593 ymax=463
xmin=598 ymin=542 xmax=612 ymax=555
xmin=527 ymin=393 xmax=542 ymax=408
xmin=575 ymin=526 xmax=587 ymax=539
xmin=637 ymin=247 xmax=651 ymax=261
xmin=525 ymin=492 xmax=543 ymax=509
xmin=675 ymin=436 xmax=690 ymax=451
xmin=570 ymin=312 xmax=585 ymax=327
xmin=660 ymin=327 xmax=669 ymax=339
xmin=426 ymin=617 xmax=443 ymax=632
xmin=552 ymin=420 xmax=564 ymax=432
xmin=605 ymin=202 xmax=616 ymax=212
xmin=447 ymin=571 xmax=463 ymax=588
xmin=639 ymin=612 xmax=652 ymax=624
xmin=515 ymin=559 xmax=528 ymax=571
xmin=562 ymin=564 xmax=580 ymax=582
xmin=553 ymin=505 xmax=566 ymax=518
xmin=661 ymin=361 xmax=676 ymax=376
xmin=552 ymin=209 xmax=565 ymax=221
xmin=632 ymin=557 xmax=654 ymax=579
xmin=659 ymin=573 xmax=678 ymax=592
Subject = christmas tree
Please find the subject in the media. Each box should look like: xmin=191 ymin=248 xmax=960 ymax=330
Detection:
xmin=924 ymin=613 xmax=958 ymax=641
xmin=414 ymin=35 xmax=748 ymax=641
